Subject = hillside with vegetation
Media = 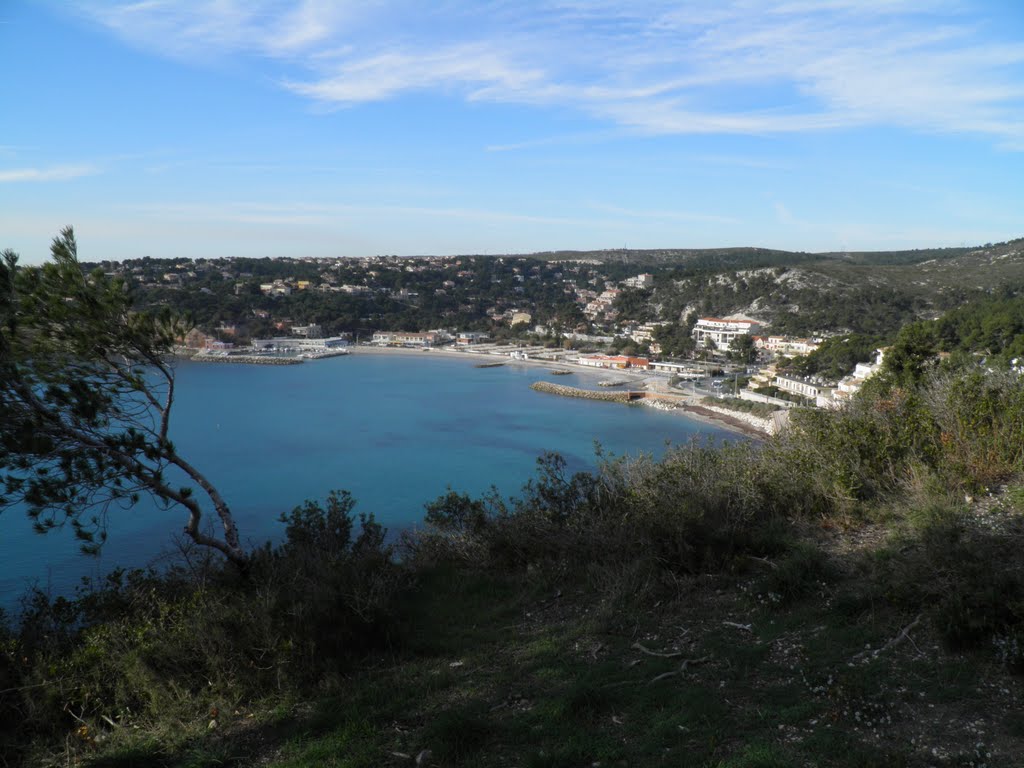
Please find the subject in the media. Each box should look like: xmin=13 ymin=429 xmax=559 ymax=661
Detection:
xmin=84 ymin=238 xmax=1024 ymax=349
xmin=4 ymin=317 xmax=1024 ymax=766
xmin=637 ymin=240 xmax=1024 ymax=338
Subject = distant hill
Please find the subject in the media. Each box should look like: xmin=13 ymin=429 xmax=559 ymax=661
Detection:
xmin=605 ymin=238 xmax=1024 ymax=337
xmin=80 ymin=236 xmax=1024 ymax=342
xmin=524 ymin=238 xmax=1022 ymax=270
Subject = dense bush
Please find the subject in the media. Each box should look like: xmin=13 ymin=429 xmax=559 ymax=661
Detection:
xmin=924 ymin=369 xmax=1024 ymax=488
xmin=0 ymin=492 xmax=403 ymax=762
xmin=418 ymin=366 xmax=1024 ymax=580
xmin=417 ymin=440 xmax=822 ymax=580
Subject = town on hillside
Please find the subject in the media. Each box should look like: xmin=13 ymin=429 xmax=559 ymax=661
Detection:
xmin=90 ymin=239 xmax=1024 ymax=415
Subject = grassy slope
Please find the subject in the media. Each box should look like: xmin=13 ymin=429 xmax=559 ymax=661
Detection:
xmin=73 ymin=497 xmax=1024 ymax=768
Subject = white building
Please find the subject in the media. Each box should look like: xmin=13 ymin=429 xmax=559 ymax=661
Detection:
xmin=583 ymin=289 xmax=621 ymax=320
xmin=298 ymin=337 xmax=349 ymax=350
xmin=755 ymin=336 xmax=820 ymax=356
xmin=818 ymin=349 xmax=886 ymax=408
xmin=623 ymin=273 xmax=654 ymax=289
xmin=251 ymin=337 xmax=299 ymax=351
xmin=340 ymin=284 xmax=371 ymax=295
xmin=251 ymin=337 xmax=348 ymax=351
xmin=649 ymin=361 xmax=703 ymax=378
xmin=692 ymin=316 xmax=762 ymax=348
xmin=774 ymin=375 xmax=829 ymax=401
xmin=259 ymin=280 xmax=292 ymax=296
xmin=626 ymin=322 xmax=667 ymax=345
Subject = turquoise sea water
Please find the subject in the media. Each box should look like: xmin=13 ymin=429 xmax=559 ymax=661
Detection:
xmin=1 ymin=353 xmax=731 ymax=603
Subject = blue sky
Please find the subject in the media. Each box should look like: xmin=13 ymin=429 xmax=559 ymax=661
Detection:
xmin=1 ymin=0 xmax=1023 ymax=262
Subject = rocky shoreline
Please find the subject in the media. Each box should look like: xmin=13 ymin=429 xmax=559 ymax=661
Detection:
xmin=703 ymin=404 xmax=774 ymax=433
xmin=686 ymin=403 xmax=775 ymax=436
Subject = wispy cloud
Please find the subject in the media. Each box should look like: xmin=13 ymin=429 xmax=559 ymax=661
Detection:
xmin=74 ymin=0 xmax=357 ymax=59
xmin=0 ymin=164 xmax=99 ymax=183
xmin=74 ymin=0 xmax=1024 ymax=146
xmin=283 ymin=43 xmax=546 ymax=104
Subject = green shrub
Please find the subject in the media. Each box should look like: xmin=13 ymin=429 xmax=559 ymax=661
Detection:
xmin=416 ymin=440 xmax=808 ymax=579
xmin=4 ymin=491 xmax=404 ymax=763
xmin=925 ymin=369 xmax=1024 ymax=489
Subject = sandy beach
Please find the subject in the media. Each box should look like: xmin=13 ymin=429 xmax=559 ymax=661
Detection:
xmin=352 ymin=344 xmax=770 ymax=439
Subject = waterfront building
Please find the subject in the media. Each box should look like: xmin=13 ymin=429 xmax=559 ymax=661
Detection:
xmin=251 ymin=336 xmax=350 ymax=352
xmin=649 ymin=360 xmax=702 ymax=377
xmin=298 ymin=337 xmax=349 ymax=350
xmin=371 ymin=331 xmax=441 ymax=347
xmin=457 ymin=331 xmax=490 ymax=345
xmin=577 ymin=355 xmax=650 ymax=370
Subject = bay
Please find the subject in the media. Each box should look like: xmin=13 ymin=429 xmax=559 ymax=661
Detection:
xmin=0 ymin=352 xmax=731 ymax=604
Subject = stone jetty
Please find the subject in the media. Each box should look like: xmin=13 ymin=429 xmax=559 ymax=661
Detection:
xmin=191 ymin=354 xmax=303 ymax=365
xmin=530 ymin=381 xmax=638 ymax=403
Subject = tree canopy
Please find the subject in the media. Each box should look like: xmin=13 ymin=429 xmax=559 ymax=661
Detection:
xmin=788 ymin=334 xmax=884 ymax=380
xmin=0 ymin=228 xmax=247 ymax=566
xmin=728 ymin=333 xmax=757 ymax=364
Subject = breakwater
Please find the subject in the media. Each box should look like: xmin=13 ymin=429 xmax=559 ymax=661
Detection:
xmin=191 ymin=354 xmax=303 ymax=365
xmin=530 ymin=380 xmax=638 ymax=403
